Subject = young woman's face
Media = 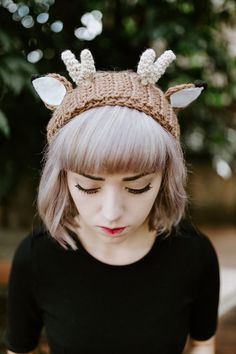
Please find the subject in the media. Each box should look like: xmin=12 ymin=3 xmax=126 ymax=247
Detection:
xmin=67 ymin=170 xmax=162 ymax=242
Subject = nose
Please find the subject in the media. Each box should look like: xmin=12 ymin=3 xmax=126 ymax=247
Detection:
xmin=101 ymin=187 xmax=124 ymax=222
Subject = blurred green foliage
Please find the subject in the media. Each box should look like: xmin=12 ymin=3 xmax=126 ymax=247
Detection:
xmin=0 ymin=0 xmax=236 ymax=225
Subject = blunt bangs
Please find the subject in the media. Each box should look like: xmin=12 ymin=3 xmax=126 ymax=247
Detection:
xmin=52 ymin=105 xmax=172 ymax=175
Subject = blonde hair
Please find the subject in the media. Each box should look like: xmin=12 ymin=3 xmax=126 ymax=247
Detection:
xmin=37 ymin=105 xmax=188 ymax=250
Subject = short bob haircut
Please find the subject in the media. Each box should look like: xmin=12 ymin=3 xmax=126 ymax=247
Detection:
xmin=37 ymin=105 xmax=188 ymax=250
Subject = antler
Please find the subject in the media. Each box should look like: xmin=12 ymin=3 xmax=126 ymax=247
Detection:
xmin=61 ymin=49 xmax=96 ymax=86
xmin=137 ymin=48 xmax=176 ymax=85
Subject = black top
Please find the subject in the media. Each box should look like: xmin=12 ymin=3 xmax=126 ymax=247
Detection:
xmin=3 ymin=221 xmax=220 ymax=354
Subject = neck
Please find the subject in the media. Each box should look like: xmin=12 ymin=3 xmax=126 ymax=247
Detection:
xmin=73 ymin=217 xmax=157 ymax=264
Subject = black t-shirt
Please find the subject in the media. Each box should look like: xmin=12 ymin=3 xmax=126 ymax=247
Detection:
xmin=3 ymin=221 xmax=220 ymax=354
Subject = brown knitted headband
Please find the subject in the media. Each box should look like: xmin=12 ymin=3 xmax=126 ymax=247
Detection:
xmin=32 ymin=48 xmax=206 ymax=143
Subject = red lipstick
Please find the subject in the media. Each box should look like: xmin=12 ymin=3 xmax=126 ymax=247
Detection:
xmin=99 ymin=226 xmax=127 ymax=235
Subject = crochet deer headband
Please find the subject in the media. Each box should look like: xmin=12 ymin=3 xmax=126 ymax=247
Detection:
xmin=32 ymin=48 xmax=205 ymax=143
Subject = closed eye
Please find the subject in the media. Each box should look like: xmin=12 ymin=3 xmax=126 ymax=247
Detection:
xmin=75 ymin=183 xmax=153 ymax=195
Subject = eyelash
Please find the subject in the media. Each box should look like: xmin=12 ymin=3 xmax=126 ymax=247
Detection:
xmin=75 ymin=183 xmax=153 ymax=195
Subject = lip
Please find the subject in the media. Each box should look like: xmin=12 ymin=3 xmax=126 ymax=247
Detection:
xmin=98 ymin=226 xmax=127 ymax=235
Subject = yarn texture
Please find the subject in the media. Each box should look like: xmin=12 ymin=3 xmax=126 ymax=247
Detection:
xmin=32 ymin=48 xmax=204 ymax=144
xmin=46 ymin=71 xmax=180 ymax=143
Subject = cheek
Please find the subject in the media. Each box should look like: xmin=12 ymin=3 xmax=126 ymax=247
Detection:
xmin=131 ymin=193 xmax=158 ymax=220
xmin=142 ymin=197 xmax=157 ymax=214
xmin=71 ymin=194 xmax=92 ymax=215
xmin=68 ymin=186 xmax=90 ymax=214
xmin=142 ymin=188 xmax=160 ymax=211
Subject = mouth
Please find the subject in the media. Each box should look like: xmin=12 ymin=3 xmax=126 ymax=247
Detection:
xmin=98 ymin=226 xmax=127 ymax=235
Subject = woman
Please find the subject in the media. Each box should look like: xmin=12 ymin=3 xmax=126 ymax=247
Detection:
xmin=4 ymin=48 xmax=220 ymax=354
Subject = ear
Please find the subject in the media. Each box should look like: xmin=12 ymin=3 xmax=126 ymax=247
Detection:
xmin=165 ymin=83 xmax=206 ymax=110
xmin=31 ymin=74 xmax=73 ymax=110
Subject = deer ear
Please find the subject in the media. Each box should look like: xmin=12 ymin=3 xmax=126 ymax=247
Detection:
xmin=165 ymin=83 xmax=206 ymax=110
xmin=31 ymin=74 xmax=73 ymax=109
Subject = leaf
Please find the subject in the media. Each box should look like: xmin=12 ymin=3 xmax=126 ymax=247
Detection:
xmin=0 ymin=55 xmax=35 ymax=94
xmin=0 ymin=110 xmax=10 ymax=137
xmin=0 ymin=31 xmax=16 ymax=52
xmin=0 ymin=68 xmax=26 ymax=95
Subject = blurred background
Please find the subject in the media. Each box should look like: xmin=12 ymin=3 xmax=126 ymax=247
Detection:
xmin=0 ymin=0 xmax=236 ymax=353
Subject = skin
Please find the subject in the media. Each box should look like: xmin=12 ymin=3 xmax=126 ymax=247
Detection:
xmin=188 ymin=335 xmax=216 ymax=353
xmin=67 ymin=170 xmax=163 ymax=265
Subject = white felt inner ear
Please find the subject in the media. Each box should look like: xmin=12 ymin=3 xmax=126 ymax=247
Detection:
xmin=32 ymin=76 xmax=67 ymax=106
xmin=170 ymin=87 xmax=204 ymax=108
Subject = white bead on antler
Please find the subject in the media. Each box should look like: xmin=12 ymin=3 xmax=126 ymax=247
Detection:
xmin=137 ymin=48 xmax=176 ymax=85
xmin=61 ymin=49 xmax=96 ymax=85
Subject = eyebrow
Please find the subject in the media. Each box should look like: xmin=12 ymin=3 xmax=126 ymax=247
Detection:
xmin=78 ymin=172 xmax=152 ymax=181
